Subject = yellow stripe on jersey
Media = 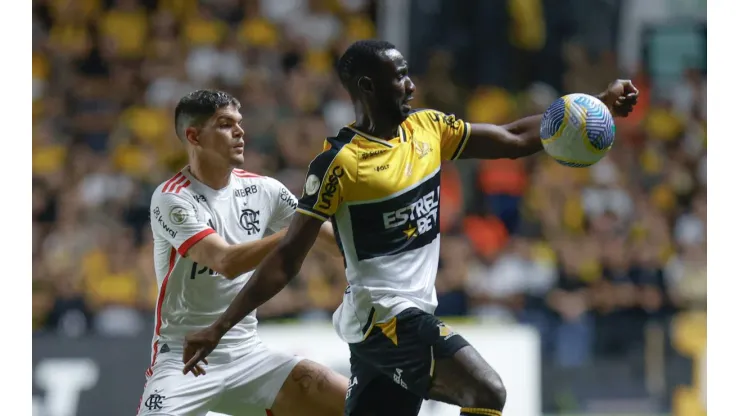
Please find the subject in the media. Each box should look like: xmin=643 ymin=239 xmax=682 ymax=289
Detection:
xmin=461 ymin=408 xmax=502 ymax=416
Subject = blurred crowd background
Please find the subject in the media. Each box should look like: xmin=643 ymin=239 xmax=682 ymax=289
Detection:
xmin=31 ymin=0 xmax=706 ymax=414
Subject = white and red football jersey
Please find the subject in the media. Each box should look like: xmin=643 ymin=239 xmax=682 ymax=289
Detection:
xmin=145 ymin=167 xmax=298 ymax=375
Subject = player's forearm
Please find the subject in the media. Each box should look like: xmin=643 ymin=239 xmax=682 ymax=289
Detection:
xmin=213 ymin=245 xmax=302 ymax=335
xmin=465 ymin=116 xmax=544 ymax=160
xmin=219 ymin=230 xmax=287 ymax=279
xmin=501 ymin=114 xmax=544 ymax=158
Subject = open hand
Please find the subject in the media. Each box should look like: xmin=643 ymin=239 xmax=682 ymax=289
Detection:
xmin=599 ymin=79 xmax=640 ymax=117
xmin=182 ymin=326 xmax=222 ymax=377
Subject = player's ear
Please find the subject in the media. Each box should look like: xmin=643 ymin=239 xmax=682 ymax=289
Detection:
xmin=185 ymin=126 xmax=200 ymax=146
xmin=357 ymin=76 xmax=373 ymax=94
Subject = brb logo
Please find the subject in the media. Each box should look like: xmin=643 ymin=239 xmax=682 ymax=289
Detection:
xmin=319 ymin=166 xmax=344 ymax=210
xmin=381 ymin=186 xmax=440 ymax=239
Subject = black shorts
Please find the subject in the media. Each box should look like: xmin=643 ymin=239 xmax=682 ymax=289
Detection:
xmin=344 ymin=307 xmax=470 ymax=416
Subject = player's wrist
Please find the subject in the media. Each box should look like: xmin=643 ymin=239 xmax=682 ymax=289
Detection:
xmin=211 ymin=320 xmax=231 ymax=338
xmin=595 ymin=91 xmax=608 ymax=104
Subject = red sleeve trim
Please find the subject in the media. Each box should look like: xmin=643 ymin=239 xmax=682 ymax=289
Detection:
xmin=177 ymin=228 xmax=216 ymax=256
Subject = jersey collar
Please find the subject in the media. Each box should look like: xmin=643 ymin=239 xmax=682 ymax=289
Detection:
xmin=345 ymin=124 xmax=408 ymax=148
xmin=182 ymin=166 xmax=234 ymax=199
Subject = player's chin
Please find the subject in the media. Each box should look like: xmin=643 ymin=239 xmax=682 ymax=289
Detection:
xmin=398 ymin=105 xmax=412 ymax=121
xmin=230 ymin=154 xmax=245 ymax=166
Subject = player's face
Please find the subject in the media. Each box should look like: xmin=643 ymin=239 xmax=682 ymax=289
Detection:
xmin=373 ymin=49 xmax=416 ymax=124
xmin=195 ymin=105 xmax=245 ymax=167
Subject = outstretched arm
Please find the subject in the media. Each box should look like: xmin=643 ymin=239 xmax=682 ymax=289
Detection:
xmin=458 ymin=80 xmax=639 ymax=160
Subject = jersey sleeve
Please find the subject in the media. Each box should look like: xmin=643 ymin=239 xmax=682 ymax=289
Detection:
xmin=150 ymin=191 xmax=215 ymax=256
xmin=415 ymin=109 xmax=472 ymax=160
xmin=297 ymin=147 xmax=352 ymax=221
xmin=266 ymin=178 xmax=299 ymax=232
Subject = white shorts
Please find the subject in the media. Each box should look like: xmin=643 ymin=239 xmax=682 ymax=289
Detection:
xmin=137 ymin=340 xmax=302 ymax=416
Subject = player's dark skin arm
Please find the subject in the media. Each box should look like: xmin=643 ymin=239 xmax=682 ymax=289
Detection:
xmin=182 ymin=213 xmax=322 ymax=375
xmin=461 ymin=115 xmax=545 ymax=160
xmin=459 ymin=81 xmax=639 ymax=160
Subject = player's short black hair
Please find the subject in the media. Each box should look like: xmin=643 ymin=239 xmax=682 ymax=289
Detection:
xmin=174 ymin=90 xmax=241 ymax=141
xmin=336 ymin=39 xmax=397 ymax=94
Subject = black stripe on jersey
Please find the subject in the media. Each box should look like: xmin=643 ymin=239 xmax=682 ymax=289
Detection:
xmin=348 ymin=170 xmax=441 ymax=261
xmin=331 ymin=215 xmax=347 ymax=269
xmin=450 ymin=121 xmax=469 ymax=160
xmin=328 ymin=127 xmax=356 ymax=149
xmin=297 ymin=129 xmax=355 ymax=214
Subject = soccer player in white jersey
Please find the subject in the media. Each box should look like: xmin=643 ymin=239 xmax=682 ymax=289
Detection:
xmin=136 ymin=90 xmax=348 ymax=416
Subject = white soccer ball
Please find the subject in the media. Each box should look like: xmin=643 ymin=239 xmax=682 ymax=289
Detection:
xmin=539 ymin=93 xmax=616 ymax=167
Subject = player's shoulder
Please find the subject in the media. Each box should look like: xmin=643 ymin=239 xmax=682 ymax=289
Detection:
xmin=408 ymin=107 xmax=442 ymax=121
xmin=232 ymin=169 xmax=286 ymax=193
xmin=408 ymin=108 xmax=440 ymax=117
xmin=231 ymin=168 xmax=268 ymax=186
xmin=326 ymin=127 xmax=360 ymax=156
xmin=153 ymin=171 xmax=197 ymax=204
xmin=311 ymin=127 xmax=360 ymax=167
xmin=407 ymin=108 xmax=464 ymax=129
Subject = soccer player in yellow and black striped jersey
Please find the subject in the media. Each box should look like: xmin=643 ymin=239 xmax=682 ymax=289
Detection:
xmin=183 ymin=40 xmax=639 ymax=416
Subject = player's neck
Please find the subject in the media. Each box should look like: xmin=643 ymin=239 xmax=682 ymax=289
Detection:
xmin=188 ymin=161 xmax=232 ymax=191
xmin=353 ymin=111 xmax=399 ymax=140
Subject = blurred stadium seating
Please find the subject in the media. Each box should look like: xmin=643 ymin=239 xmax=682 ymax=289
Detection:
xmin=32 ymin=0 xmax=706 ymax=415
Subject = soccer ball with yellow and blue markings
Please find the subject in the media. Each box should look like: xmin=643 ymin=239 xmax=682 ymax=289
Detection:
xmin=540 ymin=93 xmax=616 ymax=167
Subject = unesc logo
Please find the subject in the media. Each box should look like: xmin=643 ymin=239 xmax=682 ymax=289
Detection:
xmin=318 ymin=166 xmax=344 ymax=210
